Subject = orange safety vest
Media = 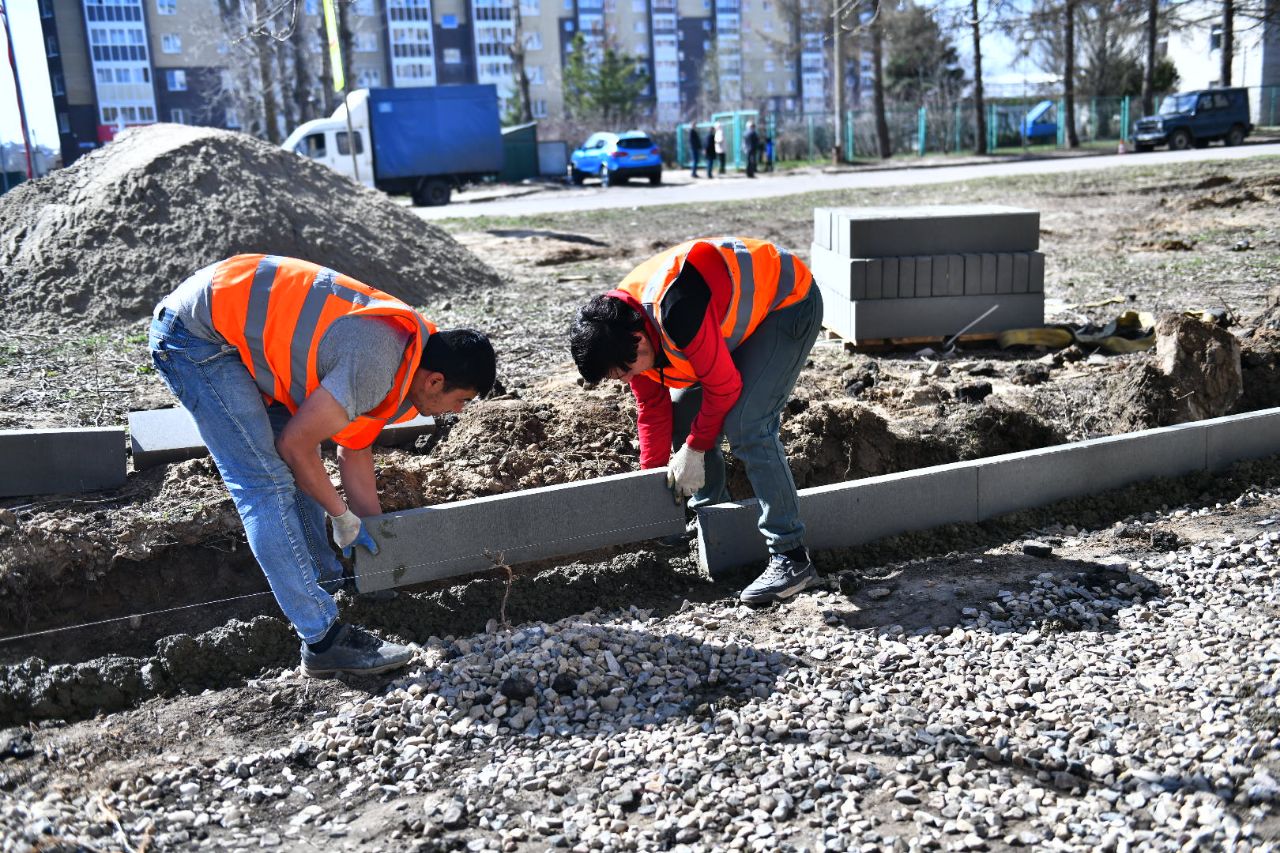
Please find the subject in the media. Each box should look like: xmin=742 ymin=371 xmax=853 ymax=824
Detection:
xmin=617 ymin=237 xmax=812 ymax=388
xmin=207 ymin=254 xmax=436 ymax=450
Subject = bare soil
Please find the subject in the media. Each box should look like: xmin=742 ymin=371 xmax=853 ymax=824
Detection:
xmin=0 ymin=152 xmax=1278 ymax=846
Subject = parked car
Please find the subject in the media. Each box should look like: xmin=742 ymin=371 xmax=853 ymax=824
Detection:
xmin=1131 ymin=87 xmax=1252 ymax=152
xmin=568 ymin=131 xmax=663 ymax=186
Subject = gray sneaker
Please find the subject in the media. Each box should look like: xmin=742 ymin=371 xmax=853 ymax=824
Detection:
xmin=300 ymin=623 xmax=413 ymax=678
xmin=740 ymin=550 xmax=817 ymax=605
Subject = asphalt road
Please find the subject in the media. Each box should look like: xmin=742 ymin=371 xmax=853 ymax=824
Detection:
xmin=418 ymin=141 xmax=1280 ymax=221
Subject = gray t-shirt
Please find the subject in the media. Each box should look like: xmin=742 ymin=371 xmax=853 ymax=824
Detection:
xmin=161 ymin=268 xmax=411 ymax=419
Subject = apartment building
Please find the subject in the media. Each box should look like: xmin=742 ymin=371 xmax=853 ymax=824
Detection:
xmin=39 ymin=0 xmax=838 ymax=166
xmin=1164 ymin=0 xmax=1279 ymax=119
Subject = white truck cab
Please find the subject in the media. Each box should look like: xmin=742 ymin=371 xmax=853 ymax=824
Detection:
xmin=281 ymin=90 xmax=375 ymax=188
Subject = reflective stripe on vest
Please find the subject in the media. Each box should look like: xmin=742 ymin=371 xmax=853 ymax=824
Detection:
xmin=208 ymin=254 xmax=436 ymax=449
xmin=619 ymin=238 xmax=811 ymax=388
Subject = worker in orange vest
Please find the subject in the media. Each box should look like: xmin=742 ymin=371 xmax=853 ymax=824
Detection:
xmin=569 ymin=238 xmax=823 ymax=604
xmin=150 ymin=255 xmax=496 ymax=677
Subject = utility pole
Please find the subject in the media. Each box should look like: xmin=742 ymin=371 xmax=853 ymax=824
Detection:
xmin=833 ymin=5 xmax=842 ymax=164
xmin=0 ymin=0 xmax=35 ymax=179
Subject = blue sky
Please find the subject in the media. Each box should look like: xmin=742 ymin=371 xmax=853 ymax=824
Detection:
xmin=2 ymin=0 xmax=1027 ymax=146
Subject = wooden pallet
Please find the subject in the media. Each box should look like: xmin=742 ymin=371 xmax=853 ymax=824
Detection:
xmin=822 ymin=329 xmax=999 ymax=353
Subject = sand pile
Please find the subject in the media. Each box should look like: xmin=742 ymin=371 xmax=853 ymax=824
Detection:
xmin=0 ymin=124 xmax=500 ymax=329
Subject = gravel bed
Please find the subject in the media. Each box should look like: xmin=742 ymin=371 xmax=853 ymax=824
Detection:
xmin=4 ymin=488 xmax=1279 ymax=852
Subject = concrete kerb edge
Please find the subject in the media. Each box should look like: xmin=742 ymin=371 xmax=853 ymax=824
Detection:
xmin=697 ymin=407 xmax=1280 ymax=575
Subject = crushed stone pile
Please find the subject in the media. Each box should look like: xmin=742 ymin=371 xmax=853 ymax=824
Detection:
xmin=0 ymin=123 xmax=501 ymax=330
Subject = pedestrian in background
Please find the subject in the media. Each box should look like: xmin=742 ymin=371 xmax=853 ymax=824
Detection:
xmin=714 ymin=123 xmax=726 ymax=175
xmin=764 ymin=136 xmax=775 ymax=172
xmin=689 ymin=124 xmax=702 ymax=178
xmin=704 ymin=126 xmax=717 ymax=180
xmin=744 ymin=121 xmax=761 ymax=178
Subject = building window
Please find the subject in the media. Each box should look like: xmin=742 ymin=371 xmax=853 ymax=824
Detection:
xmin=156 ymin=0 xmax=177 ymax=14
xmin=1210 ymin=24 xmax=1222 ymax=51
xmin=633 ymin=19 xmax=646 ymax=33
xmin=532 ymin=98 xmax=547 ymax=118
xmin=45 ymin=34 xmax=59 ymax=57
xmin=355 ymin=32 xmax=378 ymax=52
xmin=170 ymin=108 xmax=187 ymax=124
xmin=521 ymin=0 xmax=541 ymax=14
xmin=52 ymin=72 xmax=65 ymax=96
xmin=40 ymin=0 xmax=54 ymax=18
xmin=356 ymin=68 xmax=382 ymax=86
xmin=58 ymin=112 xmax=70 ymax=133
xmin=527 ymin=65 xmax=544 ymax=84
xmin=442 ymin=14 xmax=458 ymax=27
xmin=444 ymin=47 xmax=462 ymax=63
xmin=162 ymin=34 xmax=182 ymax=53
xmin=354 ymin=0 xmax=375 ymax=14
xmin=166 ymin=69 xmax=187 ymax=91
xmin=225 ymin=107 xmax=240 ymax=128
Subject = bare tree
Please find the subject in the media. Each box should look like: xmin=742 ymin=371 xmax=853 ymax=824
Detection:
xmin=871 ymin=0 xmax=890 ymax=157
xmin=1063 ymin=0 xmax=1078 ymax=147
xmin=1141 ymin=0 xmax=1157 ymax=115
xmin=969 ymin=0 xmax=986 ymax=154
xmin=507 ymin=0 xmax=534 ymax=124
xmin=1221 ymin=0 xmax=1234 ymax=85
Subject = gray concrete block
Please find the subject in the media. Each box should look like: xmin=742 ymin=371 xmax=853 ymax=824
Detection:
xmin=818 ymin=282 xmax=855 ymax=340
xmin=130 ymin=407 xmax=436 ymax=470
xmin=813 ymin=208 xmax=831 ymax=250
xmin=355 ymin=470 xmax=686 ymax=592
xmin=866 ymin=258 xmax=884 ymax=299
xmin=996 ymin=254 xmax=1013 ymax=294
xmin=129 ymin=408 xmax=205 ymax=469
xmin=810 ymin=243 xmax=871 ymax=300
xmin=947 ymin=255 xmax=965 ymax=296
xmin=930 ymin=256 xmax=947 ymax=296
xmin=698 ymin=461 xmax=979 ymax=575
xmin=898 ymin=257 xmax=917 ymax=298
xmin=976 ymin=420 xmax=1208 ymax=520
xmin=1012 ymin=253 xmax=1030 ymax=294
xmin=980 ymin=253 xmax=998 ymax=295
xmin=847 ymin=293 xmax=1043 ymax=342
xmin=1029 ymin=252 xmax=1045 ymax=293
xmin=963 ymin=255 xmax=982 ymax=296
xmin=0 ymin=427 xmax=127 ymax=497
xmin=819 ymin=205 xmax=1039 ymax=258
xmin=1205 ymin=408 xmax=1280 ymax=471
xmin=882 ymin=257 xmax=900 ymax=298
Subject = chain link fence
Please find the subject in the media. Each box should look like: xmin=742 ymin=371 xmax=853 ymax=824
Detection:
xmin=673 ymin=85 xmax=1280 ymax=168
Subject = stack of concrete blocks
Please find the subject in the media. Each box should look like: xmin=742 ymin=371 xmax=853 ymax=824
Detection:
xmin=809 ymin=204 xmax=1045 ymax=343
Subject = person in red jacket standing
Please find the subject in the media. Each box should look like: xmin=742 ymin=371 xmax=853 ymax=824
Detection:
xmin=569 ymin=238 xmax=823 ymax=604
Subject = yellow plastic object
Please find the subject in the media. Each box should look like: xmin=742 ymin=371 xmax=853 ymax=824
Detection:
xmin=997 ymin=327 xmax=1074 ymax=349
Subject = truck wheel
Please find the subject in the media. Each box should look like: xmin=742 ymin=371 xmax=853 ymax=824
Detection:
xmin=649 ymin=171 xmax=662 ymax=185
xmin=1169 ymin=129 xmax=1193 ymax=151
xmin=1226 ymin=124 xmax=1245 ymax=146
xmin=412 ymin=179 xmax=451 ymax=207
xmin=568 ymin=166 xmax=585 ymax=185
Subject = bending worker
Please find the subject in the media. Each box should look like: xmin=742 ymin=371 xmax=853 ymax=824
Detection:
xmin=150 ymin=255 xmax=495 ymax=677
xmin=569 ymin=238 xmax=822 ymax=604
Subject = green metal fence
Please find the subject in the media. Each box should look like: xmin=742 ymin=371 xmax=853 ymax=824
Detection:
xmin=682 ymin=84 xmax=1279 ymax=166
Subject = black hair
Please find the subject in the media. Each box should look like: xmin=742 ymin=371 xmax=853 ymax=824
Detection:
xmin=569 ymin=294 xmax=646 ymax=384
xmin=421 ymin=329 xmax=497 ymax=396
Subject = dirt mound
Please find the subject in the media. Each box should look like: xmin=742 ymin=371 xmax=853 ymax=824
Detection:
xmin=1109 ymin=313 xmax=1242 ymax=431
xmin=0 ymin=124 xmax=501 ymax=330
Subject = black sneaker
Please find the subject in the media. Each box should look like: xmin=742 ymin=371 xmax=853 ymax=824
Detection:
xmin=300 ymin=624 xmax=413 ymax=678
xmin=740 ymin=550 xmax=817 ymax=605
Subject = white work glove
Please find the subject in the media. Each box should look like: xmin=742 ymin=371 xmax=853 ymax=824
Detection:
xmin=329 ymin=507 xmax=380 ymax=558
xmin=666 ymin=444 xmax=706 ymax=503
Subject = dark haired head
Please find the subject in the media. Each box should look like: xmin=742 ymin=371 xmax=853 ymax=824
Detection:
xmin=421 ymin=329 xmax=497 ymax=396
xmin=569 ymin=294 xmax=645 ymax=384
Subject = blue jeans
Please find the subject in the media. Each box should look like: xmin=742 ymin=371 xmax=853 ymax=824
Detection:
xmin=671 ymin=288 xmax=823 ymax=555
xmin=149 ymin=310 xmax=341 ymax=642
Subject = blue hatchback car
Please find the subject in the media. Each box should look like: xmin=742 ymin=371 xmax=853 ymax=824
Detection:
xmin=568 ymin=131 xmax=663 ymax=186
